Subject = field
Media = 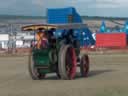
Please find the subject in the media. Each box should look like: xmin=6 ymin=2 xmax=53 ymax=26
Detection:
xmin=0 ymin=53 xmax=128 ymax=96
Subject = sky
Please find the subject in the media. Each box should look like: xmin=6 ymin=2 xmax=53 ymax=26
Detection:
xmin=0 ymin=0 xmax=128 ymax=17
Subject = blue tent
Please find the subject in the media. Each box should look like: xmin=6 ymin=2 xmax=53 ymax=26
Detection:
xmin=47 ymin=7 xmax=82 ymax=24
xmin=47 ymin=7 xmax=95 ymax=46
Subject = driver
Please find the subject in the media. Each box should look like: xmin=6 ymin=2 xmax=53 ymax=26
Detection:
xmin=36 ymin=29 xmax=48 ymax=49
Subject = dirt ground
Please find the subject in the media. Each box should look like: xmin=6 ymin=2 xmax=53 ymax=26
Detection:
xmin=0 ymin=54 xmax=128 ymax=96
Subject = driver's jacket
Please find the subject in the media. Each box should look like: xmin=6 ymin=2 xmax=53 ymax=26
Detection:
xmin=36 ymin=32 xmax=47 ymax=49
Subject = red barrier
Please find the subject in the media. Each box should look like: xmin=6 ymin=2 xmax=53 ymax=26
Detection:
xmin=96 ymin=33 xmax=127 ymax=48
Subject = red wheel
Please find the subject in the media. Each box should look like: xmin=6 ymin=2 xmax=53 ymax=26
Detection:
xmin=80 ymin=54 xmax=89 ymax=77
xmin=58 ymin=45 xmax=77 ymax=80
xmin=66 ymin=47 xmax=77 ymax=79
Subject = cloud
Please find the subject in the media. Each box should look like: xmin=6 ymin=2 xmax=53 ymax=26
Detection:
xmin=96 ymin=0 xmax=128 ymax=7
xmin=96 ymin=0 xmax=116 ymax=4
xmin=31 ymin=0 xmax=70 ymax=7
xmin=4 ymin=0 xmax=70 ymax=16
xmin=0 ymin=0 xmax=128 ymax=17
xmin=0 ymin=0 xmax=17 ymax=8
xmin=0 ymin=0 xmax=41 ymax=16
xmin=32 ymin=0 xmax=43 ymax=6
xmin=70 ymin=0 xmax=95 ymax=3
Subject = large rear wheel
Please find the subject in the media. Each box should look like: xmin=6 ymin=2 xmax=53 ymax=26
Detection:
xmin=58 ymin=45 xmax=77 ymax=80
xmin=28 ymin=55 xmax=46 ymax=80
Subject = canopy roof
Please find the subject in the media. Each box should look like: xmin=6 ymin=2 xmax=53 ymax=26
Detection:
xmin=22 ymin=23 xmax=87 ymax=31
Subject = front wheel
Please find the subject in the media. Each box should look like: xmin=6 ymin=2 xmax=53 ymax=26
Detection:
xmin=58 ymin=45 xmax=77 ymax=80
xmin=80 ymin=54 xmax=89 ymax=77
xmin=28 ymin=55 xmax=46 ymax=80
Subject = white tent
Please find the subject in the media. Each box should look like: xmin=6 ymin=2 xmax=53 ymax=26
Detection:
xmin=0 ymin=34 xmax=9 ymax=49
xmin=16 ymin=40 xmax=23 ymax=48
xmin=0 ymin=34 xmax=9 ymax=41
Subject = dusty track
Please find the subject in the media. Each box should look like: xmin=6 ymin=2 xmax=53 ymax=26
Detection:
xmin=0 ymin=54 xmax=128 ymax=96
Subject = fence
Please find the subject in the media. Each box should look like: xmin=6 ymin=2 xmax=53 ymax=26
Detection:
xmin=0 ymin=47 xmax=31 ymax=55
